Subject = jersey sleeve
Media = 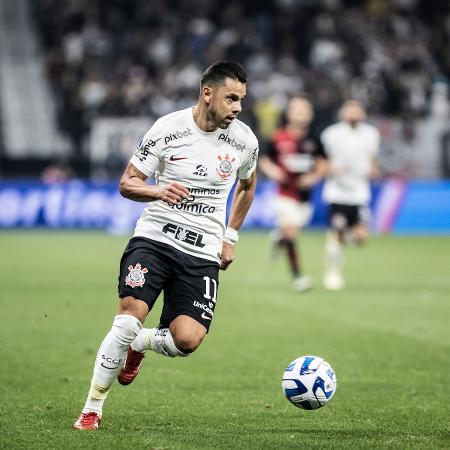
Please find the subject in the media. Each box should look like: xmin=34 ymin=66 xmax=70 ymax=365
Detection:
xmin=130 ymin=120 xmax=163 ymax=177
xmin=237 ymin=133 xmax=259 ymax=179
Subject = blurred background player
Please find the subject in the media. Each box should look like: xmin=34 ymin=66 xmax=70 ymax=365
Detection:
xmin=259 ymin=96 xmax=327 ymax=292
xmin=321 ymin=100 xmax=380 ymax=290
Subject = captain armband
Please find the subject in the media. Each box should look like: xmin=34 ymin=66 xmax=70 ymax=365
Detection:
xmin=223 ymin=227 xmax=239 ymax=245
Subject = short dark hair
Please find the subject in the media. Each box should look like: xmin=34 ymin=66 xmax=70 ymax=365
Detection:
xmin=200 ymin=61 xmax=247 ymax=87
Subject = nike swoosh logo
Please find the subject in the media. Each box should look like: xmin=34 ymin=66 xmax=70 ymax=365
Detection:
xmin=101 ymin=363 xmax=118 ymax=370
xmin=169 ymin=155 xmax=188 ymax=161
xmin=201 ymin=312 xmax=212 ymax=321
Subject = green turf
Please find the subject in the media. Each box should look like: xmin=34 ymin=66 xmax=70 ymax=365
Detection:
xmin=0 ymin=231 xmax=449 ymax=449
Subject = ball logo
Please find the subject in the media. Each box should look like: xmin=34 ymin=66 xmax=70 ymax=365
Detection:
xmin=216 ymin=153 xmax=235 ymax=179
xmin=125 ymin=263 xmax=148 ymax=288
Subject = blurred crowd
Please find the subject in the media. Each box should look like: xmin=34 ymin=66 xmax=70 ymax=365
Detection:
xmin=33 ymin=0 xmax=450 ymax=155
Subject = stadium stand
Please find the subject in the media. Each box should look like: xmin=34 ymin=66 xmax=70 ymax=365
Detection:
xmin=0 ymin=0 xmax=449 ymax=177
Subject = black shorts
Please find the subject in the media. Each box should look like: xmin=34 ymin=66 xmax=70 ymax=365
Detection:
xmin=329 ymin=203 xmax=371 ymax=230
xmin=118 ymin=237 xmax=219 ymax=331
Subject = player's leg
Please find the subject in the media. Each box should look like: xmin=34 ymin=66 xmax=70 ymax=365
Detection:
xmin=275 ymin=197 xmax=313 ymax=291
xmin=74 ymin=239 xmax=167 ymax=429
xmin=351 ymin=206 xmax=371 ymax=244
xmin=281 ymin=223 xmax=301 ymax=277
xmin=131 ymin=314 xmax=206 ymax=356
xmin=323 ymin=204 xmax=346 ymax=290
xmin=353 ymin=223 xmax=369 ymax=243
xmin=73 ymin=298 xmax=148 ymax=430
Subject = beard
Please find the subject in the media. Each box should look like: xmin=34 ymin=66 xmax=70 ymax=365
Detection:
xmin=208 ymin=106 xmax=230 ymax=129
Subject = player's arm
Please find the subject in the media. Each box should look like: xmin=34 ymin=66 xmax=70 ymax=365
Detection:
xmin=258 ymin=155 xmax=288 ymax=184
xmin=369 ymin=157 xmax=380 ymax=180
xmin=219 ymin=171 xmax=257 ymax=271
xmin=298 ymin=156 xmax=328 ymax=188
xmin=119 ymin=162 xmax=189 ymax=205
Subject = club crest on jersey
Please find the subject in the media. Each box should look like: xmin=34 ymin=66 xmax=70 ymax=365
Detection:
xmin=125 ymin=263 xmax=148 ymax=288
xmin=216 ymin=154 xmax=235 ymax=179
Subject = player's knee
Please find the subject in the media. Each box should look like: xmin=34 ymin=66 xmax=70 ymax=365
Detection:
xmin=169 ymin=315 xmax=207 ymax=353
xmin=111 ymin=314 xmax=142 ymax=345
xmin=354 ymin=226 xmax=369 ymax=243
xmin=282 ymin=226 xmax=297 ymax=241
xmin=172 ymin=331 xmax=205 ymax=354
xmin=118 ymin=296 xmax=149 ymax=322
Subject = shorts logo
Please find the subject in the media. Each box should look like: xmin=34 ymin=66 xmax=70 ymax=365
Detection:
xmin=216 ymin=153 xmax=235 ymax=179
xmin=193 ymin=300 xmax=214 ymax=319
xmin=125 ymin=263 xmax=148 ymax=288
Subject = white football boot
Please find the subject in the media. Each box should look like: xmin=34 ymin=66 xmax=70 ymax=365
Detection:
xmin=323 ymin=271 xmax=345 ymax=291
xmin=293 ymin=275 xmax=314 ymax=292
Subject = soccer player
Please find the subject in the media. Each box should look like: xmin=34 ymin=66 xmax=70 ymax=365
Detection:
xmin=258 ymin=96 xmax=327 ymax=292
xmin=321 ymin=100 xmax=380 ymax=290
xmin=73 ymin=61 xmax=259 ymax=430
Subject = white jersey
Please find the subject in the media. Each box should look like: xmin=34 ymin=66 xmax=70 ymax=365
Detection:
xmin=321 ymin=121 xmax=380 ymax=205
xmin=129 ymin=107 xmax=259 ymax=263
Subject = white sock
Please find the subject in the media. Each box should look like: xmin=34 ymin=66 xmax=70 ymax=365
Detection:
xmin=82 ymin=314 xmax=142 ymax=414
xmin=130 ymin=328 xmax=153 ymax=352
xmin=131 ymin=328 xmax=187 ymax=357
xmin=325 ymin=234 xmax=343 ymax=274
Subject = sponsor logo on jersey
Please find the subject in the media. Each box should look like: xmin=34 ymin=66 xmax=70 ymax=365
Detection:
xmin=125 ymin=263 xmax=148 ymax=288
xmin=216 ymin=153 xmax=235 ymax=179
xmin=169 ymin=155 xmax=188 ymax=161
xmin=218 ymin=133 xmax=246 ymax=152
xmin=164 ymin=127 xmax=193 ymax=145
xmin=190 ymin=187 xmax=221 ymax=195
xmin=168 ymin=194 xmax=216 ymax=215
xmin=136 ymin=137 xmax=157 ymax=162
xmin=137 ymin=137 xmax=157 ymax=149
xmin=162 ymin=223 xmax=206 ymax=248
xmin=193 ymin=164 xmax=208 ymax=177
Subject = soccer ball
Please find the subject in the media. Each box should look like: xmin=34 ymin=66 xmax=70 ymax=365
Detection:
xmin=282 ymin=355 xmax=337 ymax=410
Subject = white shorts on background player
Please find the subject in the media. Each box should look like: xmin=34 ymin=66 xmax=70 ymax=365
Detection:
xmin=130 ymin=107 xmax=259 ymax=262
xmin=274 ymin=196 xmax=312 ymax=228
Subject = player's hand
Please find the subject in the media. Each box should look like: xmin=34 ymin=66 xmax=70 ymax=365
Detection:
xmin=298 ymin=173 xmax=319 ymax=188
xmin=275 ymin=169 xmax=289 ymax=185
xmin=329 ymin=164 xmax=347 ymax=176
xmin=156 ymin=182 xmax=190 ymax=205
xmin=219 ymin=242 xmax=235 ymax=270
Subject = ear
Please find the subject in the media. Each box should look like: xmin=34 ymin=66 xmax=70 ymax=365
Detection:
xmin=202 ymin=85 xmax=213 ymax=105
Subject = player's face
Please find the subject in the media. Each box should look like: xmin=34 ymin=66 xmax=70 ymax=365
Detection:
xmin=206 ymin=78 xmax=246 ymax=129
xmin=286 ymin=98 xmax=313 ymax=127
xmin=340 ymin=101 xmax=366 ymax=125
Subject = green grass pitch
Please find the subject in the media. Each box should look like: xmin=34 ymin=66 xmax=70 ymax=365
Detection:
xmin=0 ymin=231 xmax=449 ymax=449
